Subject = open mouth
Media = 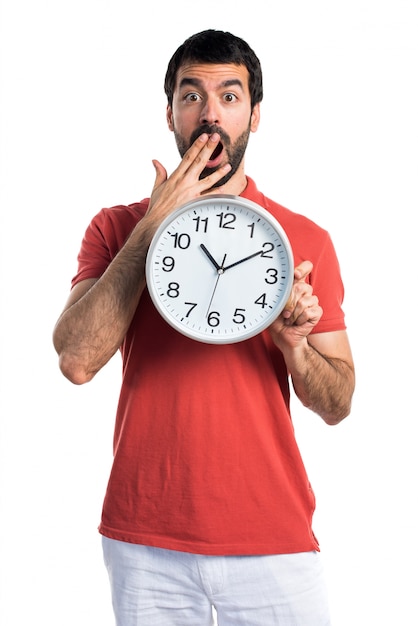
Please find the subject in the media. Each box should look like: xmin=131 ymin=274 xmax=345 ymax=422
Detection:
xmin=210 ymin=142 xmax=223 ymax=160
xmin=207 ymin=141 xmax=224 ymax=167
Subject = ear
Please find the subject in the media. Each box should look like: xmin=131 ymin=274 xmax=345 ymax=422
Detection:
xmin=250 ymin=103 xmax=260 ymax=132
xmin=166 ymin=105 xmax=174 ymax=132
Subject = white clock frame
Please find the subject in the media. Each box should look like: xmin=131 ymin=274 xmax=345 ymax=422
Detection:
xmin=145 ymin=195 xmax=294 ymax=344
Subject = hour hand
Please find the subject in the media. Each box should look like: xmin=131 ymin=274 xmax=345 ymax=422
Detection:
xmin=200 ymin=244 xmax=223 ymax=273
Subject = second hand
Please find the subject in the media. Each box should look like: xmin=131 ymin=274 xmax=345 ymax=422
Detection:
xmin=206 ymin=253 xmax=227 ymax=317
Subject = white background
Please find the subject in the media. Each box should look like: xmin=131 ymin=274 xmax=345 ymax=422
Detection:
xmin=1 ymin=1 xmax=417 ymax=624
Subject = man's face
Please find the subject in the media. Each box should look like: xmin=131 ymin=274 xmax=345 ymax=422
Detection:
xmin=167 ymin=63 xmax=260 ymax=187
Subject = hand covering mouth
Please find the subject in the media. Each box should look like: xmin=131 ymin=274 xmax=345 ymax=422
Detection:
xmin=189 ymin=125 xmax=227 ymax=161
xmin=188 ymin=125 xmax=228 ymax=168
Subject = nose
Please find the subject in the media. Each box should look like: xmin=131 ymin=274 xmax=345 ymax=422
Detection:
xmin=199 ymin=96 xmax=220 ymax=126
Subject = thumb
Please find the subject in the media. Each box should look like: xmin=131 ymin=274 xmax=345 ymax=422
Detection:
xmin=151 ymin=159 xmax=167 ymax=190
xmin=294 ymin=260 xmax=313 ymax=282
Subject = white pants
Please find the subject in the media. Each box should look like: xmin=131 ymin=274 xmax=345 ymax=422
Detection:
xmin=102 ymin=537 xmax=331 ymax=625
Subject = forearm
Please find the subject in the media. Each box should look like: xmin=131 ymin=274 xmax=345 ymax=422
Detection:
xmin=284 ymin=338 xmax=355 ymax=425
xmin=53 ymin=218 xmax=154 ymax=384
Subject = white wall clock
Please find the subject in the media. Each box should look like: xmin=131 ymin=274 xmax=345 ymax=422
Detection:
xmin=146 ymin=195 xmax=294 ymax=344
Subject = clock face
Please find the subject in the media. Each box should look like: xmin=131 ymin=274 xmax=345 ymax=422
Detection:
xmin=145 ymin=195 xmax=294 ymax=344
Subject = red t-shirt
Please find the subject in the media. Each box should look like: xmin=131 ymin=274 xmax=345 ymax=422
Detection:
xmin=72 ymin=177 xmax=346 ymax=555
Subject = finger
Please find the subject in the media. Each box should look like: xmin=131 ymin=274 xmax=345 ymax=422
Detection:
xmin=151 ymin=159 xmax=167 ymax=191
xmin=294 ymin=260 xmax=313 ymax=282
xmin=291 ymin=302 xmax=322 ymax=328
xmin=284 ymin=291 xmax=319 ymax=326
xmin=180 ymin=133 xmax=222 ymax=175
xmin=282 ymin=280 xmax=313 ymax=320
xmin=197 ymin=163 xmax=232 ymax=194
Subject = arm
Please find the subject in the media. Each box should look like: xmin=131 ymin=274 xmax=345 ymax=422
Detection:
xmin=269 ymin=261 xmax=355 ymax=425
xmin=53 ymin=133 xmax=231 ymax=384
xmin=52 ymin=223 xmax=151 ymax=385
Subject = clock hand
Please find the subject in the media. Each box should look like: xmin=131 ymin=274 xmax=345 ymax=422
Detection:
xmin=200 ymin=244 xmax=223 ymax=273
xmin=205 ymin=275 xmax=221 ymax=317
xmin=223 ymin=249 xmax=264 ymax=272
xmin=205 ymin=253 xmax=227 ymax=316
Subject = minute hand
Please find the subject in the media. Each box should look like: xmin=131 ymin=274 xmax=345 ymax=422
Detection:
xmin=223 ymin=250 xmax=264 ymax=272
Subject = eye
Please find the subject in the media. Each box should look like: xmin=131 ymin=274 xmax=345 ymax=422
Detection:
xmin=223 ymin=93 xmax=238 ymax=103
xmin=184 ymin=92 xmax=202 ymax=103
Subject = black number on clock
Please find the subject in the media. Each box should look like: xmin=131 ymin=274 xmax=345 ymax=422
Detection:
xmin=260 ymin=242 xmax=275 ymax=258
xmin=232 ymin=308 xmax=246 ymax=324
xmin=216 ymin=212 xmax=236 ymax=229
xmin=265 ymin=268 xmax=278 ymax=284
xmin=192 ymin=216 xmax=208 ymax=232
xmin=184 ymin=302 xmax=197 ymax=317
xmin=167 ymin=282 xmax=180 ymax=298
xmin=170 ymin=232 xmax=191 ymax=249
xmin=207 ymin=311 xmax=220 ymax=327
xmin=255 ymin=293 xmax=268 ymax=308
xmin=162 ymin=256 xmax=175 ymax=271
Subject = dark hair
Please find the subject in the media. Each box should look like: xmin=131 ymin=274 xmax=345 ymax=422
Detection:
xmin=164 ymin=29 xmax=263 ymax=109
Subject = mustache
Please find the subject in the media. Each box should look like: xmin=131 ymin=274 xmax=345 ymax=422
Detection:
xmin=189 ymin=124 xmax=230 ymax=147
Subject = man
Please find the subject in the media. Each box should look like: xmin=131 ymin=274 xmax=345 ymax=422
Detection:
xmin=53 ymin=29 xmax=355 ymax=625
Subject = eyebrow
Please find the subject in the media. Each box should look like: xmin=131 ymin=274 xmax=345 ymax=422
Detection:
xmin=178 ymin=77 xmax=245 ymax=91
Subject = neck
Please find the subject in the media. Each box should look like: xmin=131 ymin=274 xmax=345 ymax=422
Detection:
xmin=218 ymin=165 xmax=248 ymax=196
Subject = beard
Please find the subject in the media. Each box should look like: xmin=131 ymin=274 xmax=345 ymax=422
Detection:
xmin=173 ymin=122 xmax=251 ymax=188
